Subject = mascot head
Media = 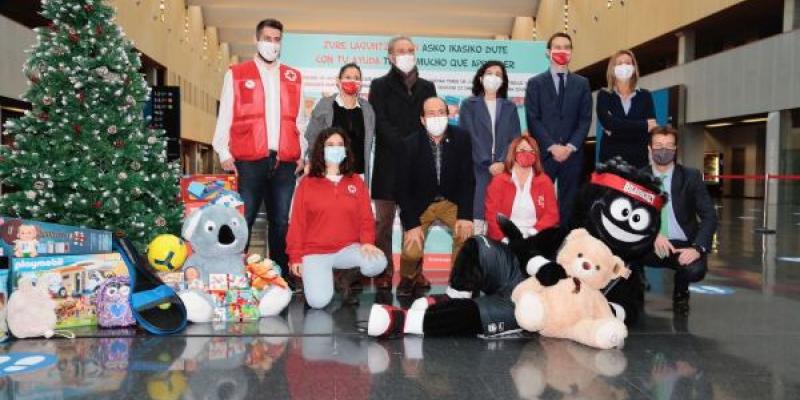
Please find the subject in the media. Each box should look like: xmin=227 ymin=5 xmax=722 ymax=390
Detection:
xmin=580 ymin=157 xmax=667 ymax=261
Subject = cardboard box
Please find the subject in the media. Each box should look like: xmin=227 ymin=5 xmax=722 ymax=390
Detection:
xmin=157 ymin=272 xmax=185 ymax=291
xmin=10 ymin=253 xmax=129 ymax=328
xmin=179 ymin=175 xmax=237 ymax=202
xmin=193 ymin=273 xmax=260 ymax=322
xmin=0 ymin=216 xmax=112 ymax=258
xmin=0 ymin=269 xmax=8 ymax=342
xmin=183 ymin=200 xmax=245 ymax=218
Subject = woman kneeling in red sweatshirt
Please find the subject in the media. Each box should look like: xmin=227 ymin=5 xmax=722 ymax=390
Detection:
xmin=287 ymin=127 xmax=387 ymax=309
xmin=485 ymin=135 xmax=559 ymax=241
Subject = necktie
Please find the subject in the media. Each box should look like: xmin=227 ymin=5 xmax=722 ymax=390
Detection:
xmin=659 ymin=175 xmax=669 ymax=236
xmin=557 ymin=73 xmax=565 ymax=111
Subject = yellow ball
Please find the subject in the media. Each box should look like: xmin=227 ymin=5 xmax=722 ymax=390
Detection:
xmin=147 ymin=234 xmax=188 ymax=272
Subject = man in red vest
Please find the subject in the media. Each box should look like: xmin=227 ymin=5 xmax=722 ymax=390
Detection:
xmin=212 ymin=18 xmax=306 ymax=289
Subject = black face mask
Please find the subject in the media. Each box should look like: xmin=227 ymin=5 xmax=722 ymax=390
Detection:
xmin=651 ymin=148 xmax=676 ymax=166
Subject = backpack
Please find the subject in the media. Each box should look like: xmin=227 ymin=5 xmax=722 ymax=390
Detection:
xmin=96 ymin=276 xmax=135 ymax=328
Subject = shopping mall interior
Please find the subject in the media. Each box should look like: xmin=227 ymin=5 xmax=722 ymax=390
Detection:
xmin=0 ymin=0 xmax=799 ymax=398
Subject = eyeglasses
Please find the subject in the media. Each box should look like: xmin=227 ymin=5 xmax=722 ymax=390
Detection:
xmin=651 ymin=145 xmax=677 ymax=150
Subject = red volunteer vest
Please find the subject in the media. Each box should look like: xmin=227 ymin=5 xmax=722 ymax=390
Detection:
xmin=229 ymin=60 xmax=302 ymax=161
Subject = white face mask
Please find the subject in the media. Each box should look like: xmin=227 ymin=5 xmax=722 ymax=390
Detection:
xmin=257 ymin=41 xmax=280 ymax=62
xmin=614 ymin=64 xmax=635 ymax=81
xmin=482 ymin=74 xmax=503 ymax=93
xmin=425 ymin=116 xmax=449 ymax=137
xmin=394 ymin=54 xmax=416 ymax=74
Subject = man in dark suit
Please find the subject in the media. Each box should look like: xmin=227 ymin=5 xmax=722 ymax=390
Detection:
xmin=396 ymin=97 xmax=475 ymax=297
xmin=369 ymin=36 xmax=438 ymax=291
xmin=524 ymin=32 xmax=592 ymax=228
xmin=637 ymin=126 xmax=718 ymax=314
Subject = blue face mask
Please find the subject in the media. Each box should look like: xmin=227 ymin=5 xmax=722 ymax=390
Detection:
xmin=324 ymin=145 xmax=347 ymax=165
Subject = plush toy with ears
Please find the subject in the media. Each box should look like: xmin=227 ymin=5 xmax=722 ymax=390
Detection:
xmin=511 ymin=229 xmax=631 ymax=349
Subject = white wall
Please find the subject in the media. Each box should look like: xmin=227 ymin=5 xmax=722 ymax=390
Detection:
xmin=0 ymin=14 xmax=36 ymax=100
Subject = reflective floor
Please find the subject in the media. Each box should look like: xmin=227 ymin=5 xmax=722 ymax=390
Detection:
xmin=1 ymin=198 xmax=799 ymax=399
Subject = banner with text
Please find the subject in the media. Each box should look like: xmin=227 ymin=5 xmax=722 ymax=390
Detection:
xmin=283 ymin=33 xmax=548 ymax=130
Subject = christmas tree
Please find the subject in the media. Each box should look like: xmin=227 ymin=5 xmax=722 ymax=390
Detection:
xmin=0 ymin=0 xmax=182 ymax=248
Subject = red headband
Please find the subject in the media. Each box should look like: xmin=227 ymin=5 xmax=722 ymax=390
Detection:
xmin=590 ymin=172 xmax=665 ymax=210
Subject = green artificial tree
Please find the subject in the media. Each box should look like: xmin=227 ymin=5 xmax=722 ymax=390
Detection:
xmin=0 ymin=0 xmax=181 ymax=248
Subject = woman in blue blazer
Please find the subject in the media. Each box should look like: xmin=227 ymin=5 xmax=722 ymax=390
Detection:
xmin=458 ymin=61 xmax=522 ymax=234
xmin=596 ymin=49 xmax=657 ymax=168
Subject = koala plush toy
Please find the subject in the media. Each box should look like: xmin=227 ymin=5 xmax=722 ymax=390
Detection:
xmin=178 ymin=203 xmax=291 ymax=322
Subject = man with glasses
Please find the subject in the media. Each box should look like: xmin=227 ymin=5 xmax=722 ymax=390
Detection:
xmin=395 ymin=97 xmax=474 ymax=298
xmin=369 ymin=36 xmax=437 ymax=294
xmin=636 ymin=126 xmax=717 ymax=314
xmin=212 ymin=18 xmax=306 ymax=289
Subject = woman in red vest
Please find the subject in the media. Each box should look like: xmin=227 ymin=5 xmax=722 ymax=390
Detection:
xmin=484 ymin=136 xmax=560 ymax=241
xmin=286 ymin=127 xmax=387 ymax=309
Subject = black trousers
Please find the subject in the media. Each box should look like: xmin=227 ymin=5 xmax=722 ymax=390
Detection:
xmin=634 ymin=240 xmax=708 ymax=294
xmin=235 ymin=154 xmax=297 ymax=280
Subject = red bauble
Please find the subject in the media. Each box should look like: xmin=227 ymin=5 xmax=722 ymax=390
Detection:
xmin=73 ymin=124 xmax=82 ymax=135
xmin=84 ymin=4 xmax=94 ymax=12
xmin=68 ymin=31 xmax=79 ymax=43
xmin=38 ymin=112 xmax=49 ymax=121
xmin=93 ymin=201 xmax=102 ymax=209
xmin=47 ymin=23 xmax=58 ymax=32
xmin=95 ymin=25 xmax=104 ymax=35
xmin=113 ymin=139 xmax=124 ymax=148
xmin=77 ymin=91 xmax=85 ymax=104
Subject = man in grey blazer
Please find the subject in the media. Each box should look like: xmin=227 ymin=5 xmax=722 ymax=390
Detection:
xmin=524 ymin=32 xmax=592 ymax=228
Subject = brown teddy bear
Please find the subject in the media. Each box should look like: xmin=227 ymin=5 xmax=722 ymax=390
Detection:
xmin=511 ymin=229 xmax=631 ymax=349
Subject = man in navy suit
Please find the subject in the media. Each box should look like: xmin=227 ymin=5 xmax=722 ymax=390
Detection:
xmin=524 ymin=32 xmax=592 ymax=228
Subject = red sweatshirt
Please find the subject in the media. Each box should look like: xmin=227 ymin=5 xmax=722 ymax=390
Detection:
xmin=485 ymin=172 xmax=559 ymax=241
xmin=286 ymin=175 xmax=375 ymax=264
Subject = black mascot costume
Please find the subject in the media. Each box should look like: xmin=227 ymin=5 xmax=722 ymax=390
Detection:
xmin=367 ymin=157 xmax=667 ymax=338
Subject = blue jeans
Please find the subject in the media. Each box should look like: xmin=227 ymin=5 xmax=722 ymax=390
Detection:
xmin=236 ymin=154 xmax=297 ymax=278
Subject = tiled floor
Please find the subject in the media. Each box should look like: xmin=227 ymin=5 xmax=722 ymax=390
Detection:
xmin=1 ymin=198 xmax=799 ymax=399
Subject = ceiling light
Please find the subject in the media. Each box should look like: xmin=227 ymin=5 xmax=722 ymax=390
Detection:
xmin=705 ymin=122 xmax=733 ymax=128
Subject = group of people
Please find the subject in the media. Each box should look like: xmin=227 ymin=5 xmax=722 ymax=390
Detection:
xmin=212 ymin=18 xmax=717 ymax=313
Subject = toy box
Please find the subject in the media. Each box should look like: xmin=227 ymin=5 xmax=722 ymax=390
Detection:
xmin=183 ymin=195 xmax=245 ymax=217
xmin=179 ymin=174 xmax=238 ymax=202
xmin=157 ymin=272 xmax=185 ymax=291
xmin=196 ymin=273 xmax=260 ymax=322
xmin=0 ymin=216 xmax=113 ymax=258
xmin=208 ymin=289 xmax=261 ymax=322
xmin=0 ymin=269 xmax=8 ymax=342
xmin=9 ymin=253 xmax=129 ymax=328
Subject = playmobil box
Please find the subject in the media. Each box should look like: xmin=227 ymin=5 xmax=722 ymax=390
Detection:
xmin=0 ymin=216 xmax=113 ymax=258
xmin=179 ymin=174 xmax=238 ymax=202
xmin=9 ymin=253 xmax=129 ymax=328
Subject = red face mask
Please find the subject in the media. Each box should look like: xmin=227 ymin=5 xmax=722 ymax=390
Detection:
xmin=550 ymin=50 xmax=571 ymax=66
xmin=515 ymin=151 xmax=537 ymax=168
xmin=340 ymin=81 xmax=361 ymax=95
